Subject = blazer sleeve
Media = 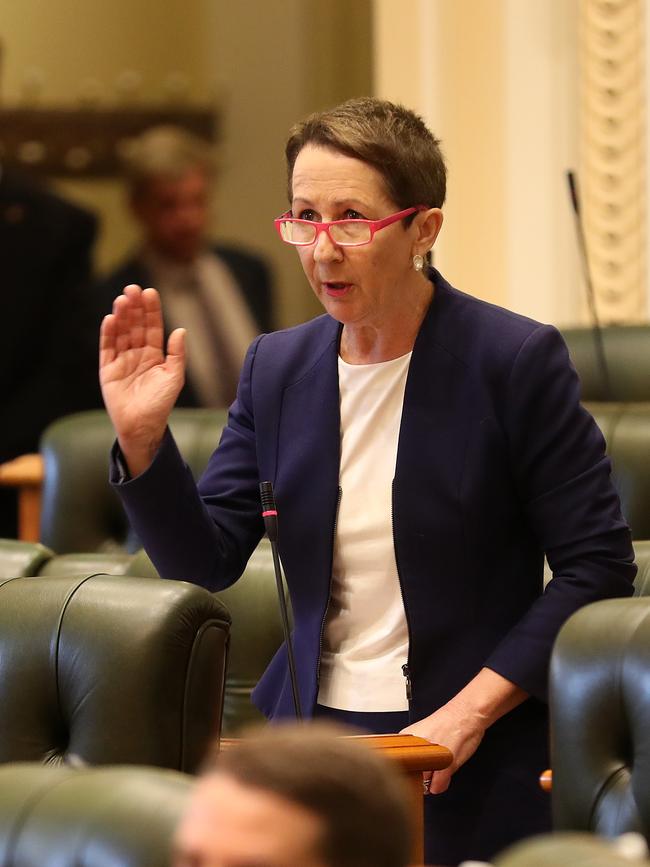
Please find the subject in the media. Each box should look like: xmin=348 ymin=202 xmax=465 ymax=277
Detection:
xmin=484 ymin=324 xmax=636 ymax=700
xmin=111 ymin=336 xmax=266 ymax=590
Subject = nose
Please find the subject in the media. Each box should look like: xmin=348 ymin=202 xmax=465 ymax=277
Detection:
xmin=313 ymin=227 xmax=343 ymax=262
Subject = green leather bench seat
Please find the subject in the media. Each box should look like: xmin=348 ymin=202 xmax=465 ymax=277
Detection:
xmin=0 ymin=539 xmax=282 ymax=737
xmin=550 ymin=595 xmax=650 ymax=840
xmin=0 ymin=763 xmax=191 ymax=867
xmin=0 ymin=573 xmax=230 ymax=770
xmin=587 ymin=403 xmax=650 ymax=540
xmin=561 ymin=325 xmax=650 ymax=402
xmin=39 ymin=408 xmax=228 ymax=554
xmin=0 ymin=538 xmax=53 ymax=579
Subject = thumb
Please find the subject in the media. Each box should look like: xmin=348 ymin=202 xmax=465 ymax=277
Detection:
xmin=166 ymin=328 xmax=186 ymax=368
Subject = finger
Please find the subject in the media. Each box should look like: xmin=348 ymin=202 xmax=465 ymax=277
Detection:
xmin=428 ymin=768 xmax=452 ymax=795
xmin=99 ymin=313 xmax=117 ymax=367
xmin=167 ymin=327 xmax=186 ymax=361
xmin=125 ymin=289 xmax=148 ymax=350
xmin=422 ymin=773 xmax=433 ymax=795
xmin=141 ymin=286 xmax=165 ymax=352
xmin=119 ymin=284 xmax=148 ymax=351
xmin=112 ymin=295 xmax=133 ymax=357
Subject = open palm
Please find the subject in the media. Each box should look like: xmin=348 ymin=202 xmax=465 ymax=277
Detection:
xmin=100 ymin=284 xmax=185 ymax=459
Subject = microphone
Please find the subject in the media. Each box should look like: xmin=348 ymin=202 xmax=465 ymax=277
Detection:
xmin=259 ymin=481 xmax=303 ymax=720
xmin=260 ymin=480 xmax=278 ymax=542
xmin=566 ymin=169 xmax=612 ymax=401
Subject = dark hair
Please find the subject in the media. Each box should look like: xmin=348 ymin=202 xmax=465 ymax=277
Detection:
xmin=212 ymin=723 xmax=412 ymax=867
xmin=285 ymin=96 xmax=446 ymax=210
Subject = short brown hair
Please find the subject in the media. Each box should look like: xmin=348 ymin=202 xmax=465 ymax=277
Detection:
xmin=212 ymin=723 xmax=412 ymax=867
xmin=285 ymin=96 xmax=446 ymax=210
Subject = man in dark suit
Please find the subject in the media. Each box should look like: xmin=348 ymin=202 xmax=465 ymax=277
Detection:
xmin=94 ymin=126 xmax=273 ymax=409
xmin=0 ymin=168 xmax=97 ymax=537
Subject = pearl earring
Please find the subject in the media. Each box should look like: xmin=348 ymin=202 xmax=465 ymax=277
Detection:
xmin=413 ymin=254 xmax=424 ymax=272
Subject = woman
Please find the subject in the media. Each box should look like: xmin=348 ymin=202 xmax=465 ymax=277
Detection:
xmin=101 ymin=98 xmax=635 ymax=865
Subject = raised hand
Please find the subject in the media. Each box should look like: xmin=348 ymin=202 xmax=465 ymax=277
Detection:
xmin=100 ymin=284 xmax=185 ymax=476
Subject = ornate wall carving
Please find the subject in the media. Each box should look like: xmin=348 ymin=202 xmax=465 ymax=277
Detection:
xmin=579 ymin=0 xmax=647 ymax=322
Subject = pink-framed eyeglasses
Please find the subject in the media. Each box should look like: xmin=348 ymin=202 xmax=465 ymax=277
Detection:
xmin=274 ymin=205 xmax=427 ymax=247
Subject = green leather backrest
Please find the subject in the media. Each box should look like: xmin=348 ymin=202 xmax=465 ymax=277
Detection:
xmin=586 ymin=403 xmax=650 ymax=540
xmin=634 ymin=540 xmax=650 ymax=596
xmin=550 ymin=597 xmax=650 ymax=839
xmin=0 ymin=573 xmax=230 ymax=771
xmin=0 ymin=763 xmax=191 ymax=867
xmin=0 ymin=540 xmax=284 ymax=737
xmin=495 ymin=832 xmax=648 ymax=867
xmin=0 ymin=539 xmax=53 ymax=579
xmin=129 ymin=541 xmax=284 ymax=736
xmin=561 ymin=326 xmax=650 ymax=402
xmin=39 ymin=408 xmax=228 ymax=554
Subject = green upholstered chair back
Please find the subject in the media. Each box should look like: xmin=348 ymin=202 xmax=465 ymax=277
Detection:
xmin=561 ymin=326 xmax=650 ymax=402
xmin=129 ymin=541 xmax=284 ymax=735
xmin=0 ymin=763 xmax=191 ymax=866
xmin=0 ymin=539 xmax=53 ymax=579
xmin=0 ymin=573 xmax=230 ymax=771
xmin=0 ymin=539 xmax=283 ymax=737
xmin=549 ymin=596 xmax=650 ymax=840
xmin=211 ymin=540 xmax=284 ymax=733
xmin=586 ymin=404 xmax=650 ymax=541
xmin=634 ymin=540 xmax=650 ymax=596
xmin=495 ymin=832 xmax=649 ymax=867
xmin=39 ymin=408 xmax=228 ymax=553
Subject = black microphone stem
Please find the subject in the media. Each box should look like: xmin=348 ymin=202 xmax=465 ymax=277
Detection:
xmin=566 ymin=170 xmax=612 ymax=401
xmin=259 ymin=481 xmax=303 ymax=720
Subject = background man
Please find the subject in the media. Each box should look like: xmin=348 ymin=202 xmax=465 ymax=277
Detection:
xmin=95 ymin=125 xmax=273 ymax=408
xmin=173 ymin=723 xmax=413 ymax=867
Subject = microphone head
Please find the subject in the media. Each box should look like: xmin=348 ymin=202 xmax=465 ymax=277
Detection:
xmin=259 ymin=480 xmax=276 ymax=513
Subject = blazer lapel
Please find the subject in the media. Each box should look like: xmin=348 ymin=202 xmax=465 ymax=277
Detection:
xmin=273 ymin=325 xmax=342 ymax=618
xmin=394 ymin=281 xmax=474 ymax=591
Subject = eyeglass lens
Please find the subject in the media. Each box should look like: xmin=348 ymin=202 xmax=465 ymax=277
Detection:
xmin=279 ymin=220 xmax=372 ymax=246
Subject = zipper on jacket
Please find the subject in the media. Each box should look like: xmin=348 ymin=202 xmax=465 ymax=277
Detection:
xmin=392 ymin=479 xmax=415 ymax=713
xmin=316 ymin=485 xmax=343 ymax=684
xmin=402 ymin=664 xmax=413 ymax=702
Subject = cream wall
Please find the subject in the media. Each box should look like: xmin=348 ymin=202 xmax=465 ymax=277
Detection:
xmin=2 ymin=0 xmax=371 ymax=328
xmin=2 ymin=0 xmax=216 ymax=278
xmin=373 ymin=0 xmax=584 ymax=327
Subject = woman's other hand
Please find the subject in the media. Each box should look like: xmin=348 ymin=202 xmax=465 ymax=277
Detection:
xmin=100 ymin=284 xmax=185 ymax=476
xmin=401 ymin=699 xmax=487 ymax=795
xmin=400 ymin=667 xmax=528 ymax=795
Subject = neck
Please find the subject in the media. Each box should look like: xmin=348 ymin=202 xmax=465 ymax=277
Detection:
xmin=340 ymin=275 xmax=434 ymax=364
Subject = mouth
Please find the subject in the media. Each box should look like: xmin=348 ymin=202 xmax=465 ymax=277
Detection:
xmin=322 ymin=281 xmax=352 ymax=297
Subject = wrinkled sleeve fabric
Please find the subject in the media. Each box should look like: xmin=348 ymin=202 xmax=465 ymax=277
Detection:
xmin=110 ymin=335 xmax=266 ymax=591
xmin=484 ymin=324 xmax=636 ymax=701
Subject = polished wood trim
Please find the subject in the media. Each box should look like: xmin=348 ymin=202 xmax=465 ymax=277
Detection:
xmin=0 ymin=453 xmax=44 ymax=541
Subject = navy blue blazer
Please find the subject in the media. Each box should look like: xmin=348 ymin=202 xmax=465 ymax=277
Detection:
xmin=115 ymin=268 xmax=635 ymax=726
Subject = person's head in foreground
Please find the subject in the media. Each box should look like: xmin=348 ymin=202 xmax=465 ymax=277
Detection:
xmin=173 ymin=723 xmax=413 ymax=867
xmin=122 ymin=124 xmax=214 ymax=263
xmin=277 ymin=97 xmax=445 ymax=345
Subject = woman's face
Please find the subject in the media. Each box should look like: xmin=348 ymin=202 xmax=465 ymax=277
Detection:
xmin=290 ymin=144 xmax=427 ymax=331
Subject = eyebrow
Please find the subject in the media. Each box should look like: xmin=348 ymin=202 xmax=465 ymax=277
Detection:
xmin=291 ymin=198 xmax=372 ymax=212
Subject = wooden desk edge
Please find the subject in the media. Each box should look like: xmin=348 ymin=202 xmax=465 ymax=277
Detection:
xmin=0 ymin=453 xmax=44 ymax=487
xmin=220 ymin=733 xmax=452 ymax=772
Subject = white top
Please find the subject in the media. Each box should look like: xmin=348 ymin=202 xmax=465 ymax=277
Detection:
xmin=317 ymin=351 xmax=412 ymax=712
